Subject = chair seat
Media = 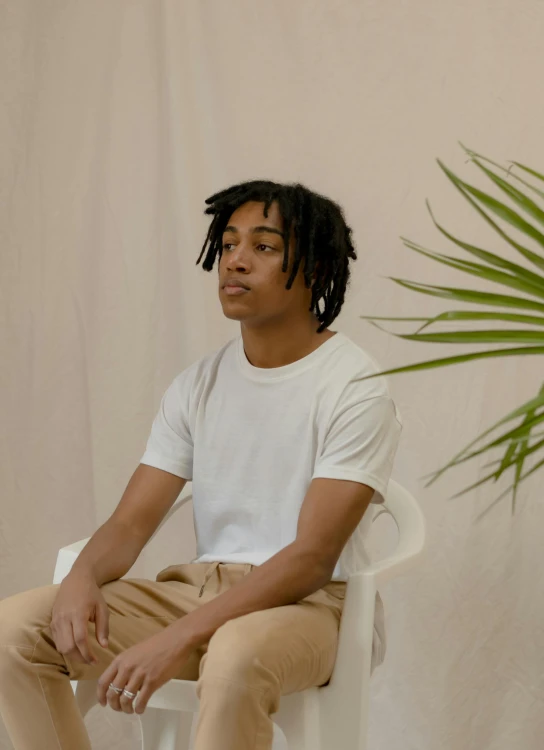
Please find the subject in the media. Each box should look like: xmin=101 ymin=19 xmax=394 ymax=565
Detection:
xmin=146 ymin=678 xmax=201 ymax=713
xmin=145 ymin=676 xmax=312 ymax=720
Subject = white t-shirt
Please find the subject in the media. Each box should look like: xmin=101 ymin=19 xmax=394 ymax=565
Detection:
xmin=140 ymin=331 xmax=402 ymax=581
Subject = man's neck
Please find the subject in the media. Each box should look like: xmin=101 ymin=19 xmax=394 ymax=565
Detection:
xmin=240 ymin=317 xmax=336 ymax=369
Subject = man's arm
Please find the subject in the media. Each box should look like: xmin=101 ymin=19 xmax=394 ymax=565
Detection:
xmin=51 ymin=465 xmax=186 ymax=665
xmin=178 ymin=478 xmax=374 ymax=649
xmin=71 ymin=464 xmax=187 ymax=586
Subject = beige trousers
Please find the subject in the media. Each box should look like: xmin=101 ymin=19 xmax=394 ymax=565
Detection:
xmin=0 ymin=561 xmax=348 ymax=750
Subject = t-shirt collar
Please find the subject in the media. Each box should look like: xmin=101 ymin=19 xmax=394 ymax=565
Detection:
xmin=236 ymin=331 xmax=347 ymax=382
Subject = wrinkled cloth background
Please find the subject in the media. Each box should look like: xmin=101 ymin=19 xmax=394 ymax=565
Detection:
xmin=1 ymin=1 xmax=543 ymax=748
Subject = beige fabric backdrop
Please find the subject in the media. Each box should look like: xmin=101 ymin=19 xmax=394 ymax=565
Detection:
xmin=1 ymin=1 xmax=543 ymax=748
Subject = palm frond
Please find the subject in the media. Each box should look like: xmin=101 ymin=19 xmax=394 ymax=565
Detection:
xmin=458 ymin=144 xmax=544 ymax=201
xmin=362 ymin=145 xmax=544 ymax=508
xmin=438 ymin=160 xmax=544 ymax=272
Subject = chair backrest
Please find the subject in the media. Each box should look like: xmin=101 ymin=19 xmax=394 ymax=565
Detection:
xmin=315 ymin=479 xmax=425 ymax=750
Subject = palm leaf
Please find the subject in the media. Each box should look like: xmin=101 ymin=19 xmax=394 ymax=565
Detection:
xmin=439 ymin=159 xmax=544 ymax=251
xmin=360 ymin=310 xmax=544 ymax=334
xmin=511 ymin=436 xmax=530 ymax=513
xmin=459 ymin=145 xmax=544 ymax=202
xmin=362 ymin=345 xmax=544 ymax=378
xmin=390 ymin=278 xmax=544 ymax=314
xmin=450 ymin=436 xmax=544 ymax=499
xmin=437 ymin=160 xmax=544 ymax=272
xmin=511 ymin=161 xmax=544 ymax=185
xmin=494 ymin=387 xmax=543 ymax=481
xmin=402 ymin=239 xmax=544 ymax=301
xmin=482 ymin=430 xmax=544 ymax=451
xmin=424 ymin=406 xmax=544 ymax=481
xmin=476 ymin=454 xmax=544 ymax=521
xmin=362 ymin=145 xmax=544 ymax=507
xmin=425 ymin=202 xmax=544 ymax=289
xmin=466 ymin=157 xmax=544 ymax=229
xmin=398 ymin=330 xmax=544 ymax=345
xmin=503 ymin=382 xmax=544 ymax=511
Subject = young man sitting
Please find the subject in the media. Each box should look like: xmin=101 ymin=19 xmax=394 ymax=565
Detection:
xmin=0 ymin=180 xmax=402 ymax=750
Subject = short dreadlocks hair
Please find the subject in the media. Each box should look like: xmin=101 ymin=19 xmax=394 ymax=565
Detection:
xmin=196 ymin=179 xmax=357 ymax=333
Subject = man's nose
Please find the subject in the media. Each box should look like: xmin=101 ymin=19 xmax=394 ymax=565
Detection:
xmin=226 ymin=244 xmax=251 ymax=270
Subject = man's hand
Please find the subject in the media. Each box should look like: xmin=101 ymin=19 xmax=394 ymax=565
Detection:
xmin=51 ymin=572 xmax=110 ymax=665
xmin=97 ymin=622 xmax=194 ymax=714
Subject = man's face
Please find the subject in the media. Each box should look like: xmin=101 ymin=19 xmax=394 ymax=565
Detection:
xmin=218 ymin=200 xmax=313 ymax=327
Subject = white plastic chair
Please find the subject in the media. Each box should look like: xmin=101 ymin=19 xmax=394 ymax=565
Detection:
xmin=53 ymin=479 xmax=425 ymax=750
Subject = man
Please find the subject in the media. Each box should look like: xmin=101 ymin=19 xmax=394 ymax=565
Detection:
xmin=0 ymin=180 xmax=402 ymax=749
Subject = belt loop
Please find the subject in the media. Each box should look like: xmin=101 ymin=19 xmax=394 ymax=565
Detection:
xmin=198 ymin=561 xmax=220 ymax=598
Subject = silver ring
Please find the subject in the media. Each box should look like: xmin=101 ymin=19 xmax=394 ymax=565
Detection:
xmin=108 ymin=683 xmax=123 ymax=695
xmin=122 ymin=689 xmax=137 ymax=700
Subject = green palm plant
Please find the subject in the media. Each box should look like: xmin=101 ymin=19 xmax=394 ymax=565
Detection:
xmin=362 ymin=144 xmax=544 ymax=513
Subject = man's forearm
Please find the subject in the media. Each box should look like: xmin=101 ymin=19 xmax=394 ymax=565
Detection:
xmin=70 ymin=519 xmax=146 ymax=587
xmin=68 ymin=464 xmax=186 ymax=587
xmin=178 ymin=543 xmax=333 ymax=648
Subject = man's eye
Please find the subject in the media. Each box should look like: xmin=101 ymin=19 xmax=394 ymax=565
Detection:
xmin=221 ymin=242 xmax=274 ymax=252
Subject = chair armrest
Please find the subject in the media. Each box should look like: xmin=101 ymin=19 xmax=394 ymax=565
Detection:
xmin=53 ymin=538 xmax=91 ymax=584
xmin=358 ymin=483 xmax=426 ymax=586
xmin=145 ymin=487 xmax=193 ymax=546
xmin=358 ymin=543 xmax=425 ymax=586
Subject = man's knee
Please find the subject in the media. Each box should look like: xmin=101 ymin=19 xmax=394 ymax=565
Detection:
xmin=200 ymin=614 xmax=272 ymax=685
xmin=0 ymin=585 xmax=59 ymax=652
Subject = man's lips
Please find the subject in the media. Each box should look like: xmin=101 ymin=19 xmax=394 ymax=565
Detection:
xmin=223 ymin=279 xmax=251 ymax=294
xmin=224 ymin=285 xmax=250 ymax=296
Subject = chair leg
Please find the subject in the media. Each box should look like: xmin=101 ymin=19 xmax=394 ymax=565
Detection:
xmin=274 ymin=718 xmax=313 ymax=750
xmin=74 ymin=680 xmax=99 ymax=718
xmin=273 ymin=692 xmax=320 ymax=750
xmin=271 ymin=723 xmax=290 ymax=750
xmin=139 ymin=708 xmax=193 ymax=750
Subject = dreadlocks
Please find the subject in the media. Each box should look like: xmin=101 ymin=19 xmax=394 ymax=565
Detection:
xmin=196 ymin=180 xmax=358 ymax=333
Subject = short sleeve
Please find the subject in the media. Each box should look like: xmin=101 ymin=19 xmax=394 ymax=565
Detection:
xmin=312 ymin=385 xmax=402 ymax=503
xmin=140 ymin=375 xmax=193 ymax=480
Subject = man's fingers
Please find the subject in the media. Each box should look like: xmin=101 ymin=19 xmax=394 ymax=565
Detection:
xmin=94 ymin=602 xmax=110 ymax=649
xmin=97 ymin=663 xmax=118 ymax=706
xmin=53 ymin=620 xmax=86 ymax=664
xmin=119 ymin=672 xmax=145 ymax=715
xmin=134 ymin=681 xmax=154 ymax=715
xmin=72 ymin=619 xmax=97 ymax=665
xmin=51 ymin=620 xmax=71 ymax=656
xmin=107 ymin=666 xmax=131 ymax=712
xmin=107 ymin=682 xmax=123 ymax=713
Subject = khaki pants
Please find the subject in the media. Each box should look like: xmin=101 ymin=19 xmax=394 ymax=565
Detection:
xmin=0 ymin=561 xmax=351 ymax=750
